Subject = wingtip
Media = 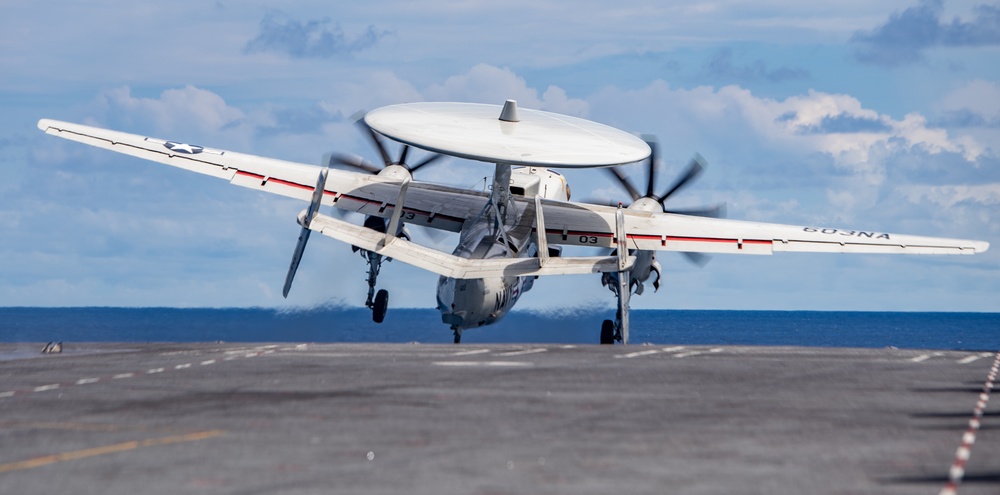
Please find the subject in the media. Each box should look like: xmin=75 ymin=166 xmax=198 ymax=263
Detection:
xmin=976 ymin=241 xmax=990 ymax=253
xmin=37 ymin=118 xmax=53 ymax=131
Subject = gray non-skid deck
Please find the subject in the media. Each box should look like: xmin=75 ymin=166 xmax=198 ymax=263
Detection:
xmin=1 ymin=343 xmax=997 ymax=494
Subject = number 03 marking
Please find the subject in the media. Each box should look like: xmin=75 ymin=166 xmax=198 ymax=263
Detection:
xmin=578 ymin=235 xmax=598 ymax=244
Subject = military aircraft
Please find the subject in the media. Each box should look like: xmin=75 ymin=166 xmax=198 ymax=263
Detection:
xmin=38 ymin=100 xmax=990 ymax=343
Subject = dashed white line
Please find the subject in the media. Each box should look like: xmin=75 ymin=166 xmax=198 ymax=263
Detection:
xmin=911 ymin=354 xmax=933 ymax=363
xmin=616 ymin=350 xmax=660 ymax=359
xmin=2 ymin=346 xmax=279 ymax=401
xmin=958 ymin=352 xmax=994 ymax=364
xmin=451 ymin=349 xmax=490 ymax=357
xmin=497 ymin=349 xmax=547 ymax=357
xmin=433 ymin=361 xmax=533 ymax=367
xmin=675 ymin=348 xmax=723 ymax=359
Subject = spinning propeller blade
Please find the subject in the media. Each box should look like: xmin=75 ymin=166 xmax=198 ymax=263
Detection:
xmin=283 ymin=167 xmax=329 ymax=298
xmin=329 ymin=112 xmax=447 ymax=176
xmin=356 ymin=117 xmax=393 ymax=167
xmin=657 ymin=153 xmax=706 ymax=205
xmin=663 ymin=203 xmax=727 ymax=219
xmin=323 ymin=152 xmax=382 ymax=174
xmin=644 ymin=135 xmax=658 ymax=198
xmin=595 ymin=139 xmax=724 ymax=268
xmin=407 ymin=153 xmax=446 ymax=174
xmin=607 ymin=167 xmax=642 ymax=202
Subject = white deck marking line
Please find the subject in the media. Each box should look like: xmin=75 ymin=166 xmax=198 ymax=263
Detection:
xmin=662 ymin=346 xmax=686 ymax=353
xmin=957 ymin=352 xmax=994 ymax=365
xmin=497 ymin=349 xmax=547 ymax=357
xmin=433 ymin=361 xmax=533 ymax=367
xmin=674 ymin=351 xmax=700 ymax=358
xmin=452 ymin=349 xmax=490 ymax=356
xmin=616 ymin=349 xmax=660 ymax=359
xmin=560 ymin=345 xmax=577 ymax=349
xmin=911 ymin=354 xmax=932 ymax=363
xmin=939 ymin=351 xmax=999 ymax=495
xmin=1 ymin=347 xmax=277 ymax=400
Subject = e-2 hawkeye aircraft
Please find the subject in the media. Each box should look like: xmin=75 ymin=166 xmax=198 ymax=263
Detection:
xmin=38 ymin=100 xmax=990 ymax=344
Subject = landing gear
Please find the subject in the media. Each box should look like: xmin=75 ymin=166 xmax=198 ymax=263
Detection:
xmin=600 ymin=320 xmax=615 ymax=345
xmin=361 ymin=248 xmax=389 ymax=323
xmin=372 ymin=289 xmax=389 ymax=323
xmin=598 ymin=206 xmax=632 ymax=344
xmin=453 ymin=329 xmax=462 ymax=344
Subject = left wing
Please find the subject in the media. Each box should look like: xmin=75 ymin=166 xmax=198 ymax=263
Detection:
xmin=37 ymin=119 xmax=488 ymax=233
xmin=532 ymin=198 xmax=989 ymax=255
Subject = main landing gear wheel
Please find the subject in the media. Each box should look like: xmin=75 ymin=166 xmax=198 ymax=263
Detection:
xmin=372 ymin=289 xmax=389 ymax=323
xmin=600 ymin=319 xmax=615 ymax=345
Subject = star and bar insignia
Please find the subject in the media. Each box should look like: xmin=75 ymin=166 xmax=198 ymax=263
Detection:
xmin=163 ymin=141 xmax=204 ymax=154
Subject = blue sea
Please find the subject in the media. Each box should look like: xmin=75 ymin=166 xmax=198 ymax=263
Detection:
xmin=0 ymin=307 xmax=996 ymax=350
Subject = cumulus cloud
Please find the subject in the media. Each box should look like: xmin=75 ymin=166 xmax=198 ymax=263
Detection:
xmin=588 ymin=80 xmax=991 ymax=226
xmin=424 ymin=64 xmax=589 ymax=116
xmin=934 ymin=79 xmax=1000 ymax=128
xmin=851 ymin=0 xmax=1000 ymax=66
xmin=244 ymin=11 xmax=391 ymax=58
xmin=89 ymin=85 xmax=246 ymax=137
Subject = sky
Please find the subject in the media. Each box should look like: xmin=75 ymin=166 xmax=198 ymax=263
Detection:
xmin=1 ymin=0 xmax=998 ymax=313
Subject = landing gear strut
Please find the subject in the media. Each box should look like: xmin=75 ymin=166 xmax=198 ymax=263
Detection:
xmin=599 ymin=206 xmax=632 ymax=345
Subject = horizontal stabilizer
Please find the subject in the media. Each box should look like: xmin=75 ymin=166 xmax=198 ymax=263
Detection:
xmin=308 ymin=213 xmax=634 ymax=279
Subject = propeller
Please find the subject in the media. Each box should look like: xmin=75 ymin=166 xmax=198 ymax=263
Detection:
xmin=283 ymin=167 xmax=328 ymax=298
xmin=604 ymin=136 xmax=726 ymax=264
xmin=322 ymin=113 xmax=450 ymax=246
xmin=325 ymin=115 xmax=446 ymax=175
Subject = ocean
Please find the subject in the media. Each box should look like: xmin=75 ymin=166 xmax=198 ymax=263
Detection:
xmin=0 ymin=307 xmax=997 ymax=350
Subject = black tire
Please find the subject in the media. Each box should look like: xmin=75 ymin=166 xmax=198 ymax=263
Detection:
xmin=600 ymin=319 xmax=615 ymax=345
xmin=372 ymin=289 xmax=389 ymax=323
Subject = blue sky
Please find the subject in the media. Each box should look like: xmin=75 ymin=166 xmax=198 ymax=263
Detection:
xmin=1 ymin=0 xmax=998 ymax=312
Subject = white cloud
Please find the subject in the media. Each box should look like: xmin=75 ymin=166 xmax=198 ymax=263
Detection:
xmin=424 ymin=64 xmax=589 ymax=115
xmin=88 ymin=85 xmax=247 ymax=138
xmin=939 ymin=79 xmax=1000 ymax=118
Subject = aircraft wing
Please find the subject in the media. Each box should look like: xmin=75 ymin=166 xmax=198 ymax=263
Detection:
xmin=37 ymin=119 xmax=487 ymax=233
xmin=39 ymin=119 xmax=989 ymax=259
xmin=534 ymin=200 xmax=989 ymax=255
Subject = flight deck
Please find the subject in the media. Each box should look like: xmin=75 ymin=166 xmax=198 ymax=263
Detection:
xmin=1 ymin=343 xmax=997 ymax=494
